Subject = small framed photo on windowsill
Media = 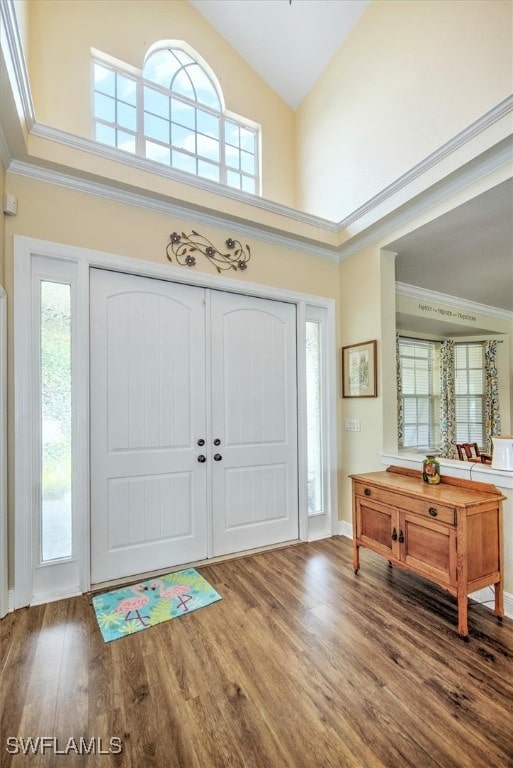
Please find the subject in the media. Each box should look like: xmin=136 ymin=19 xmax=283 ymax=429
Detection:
xmin=342 ymin=340 xmax=377 ymax=398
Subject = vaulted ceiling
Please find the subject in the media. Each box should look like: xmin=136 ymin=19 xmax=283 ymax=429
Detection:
xmin=188 ymin=0 xmax=513 ymax=315
xmin=189 ymin=0 xmax=370 ymax=109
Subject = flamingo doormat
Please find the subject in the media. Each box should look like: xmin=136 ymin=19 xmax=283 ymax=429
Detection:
xmin=92 ymin=568 xmax=222 ymax=642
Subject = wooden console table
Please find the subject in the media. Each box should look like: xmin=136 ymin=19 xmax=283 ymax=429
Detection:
xmin=351 ymin=466 xmax=505 ymax=637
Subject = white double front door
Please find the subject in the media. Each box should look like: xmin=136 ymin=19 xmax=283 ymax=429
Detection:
xmin=90 ymin=269 xmax=298 ymax=583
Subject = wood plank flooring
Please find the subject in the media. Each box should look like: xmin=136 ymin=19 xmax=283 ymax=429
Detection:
xmin=1 ymin=536 xmax=512 ymax=767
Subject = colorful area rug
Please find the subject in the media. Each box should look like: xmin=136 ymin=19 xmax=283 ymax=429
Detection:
xmin=92 ymin=567 xmax=222 ymax=642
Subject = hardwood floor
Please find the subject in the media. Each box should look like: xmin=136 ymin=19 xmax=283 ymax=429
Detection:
xmin=1 ymin=536 xmax=512 ymax=767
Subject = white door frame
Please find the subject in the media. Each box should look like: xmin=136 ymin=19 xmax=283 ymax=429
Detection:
xmin=0 ymin=285 xmax=8 ymax=617
xmin=13 ymin=235 xmax=338 ymax=607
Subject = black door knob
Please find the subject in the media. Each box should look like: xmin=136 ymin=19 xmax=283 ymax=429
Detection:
xmin=214 ymin=439 xmax=221 ymax=446
xmin=197 ymin=438 xmax=205 ymax=446
xmin=214 ymin=453 xmax=223 ymax=461
xmin=197 ymin=455 xmax=206 ymax=463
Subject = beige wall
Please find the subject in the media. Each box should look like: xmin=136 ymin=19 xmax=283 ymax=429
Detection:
xmin=3 ymin=175 xmax=339 ymax=300
xmin=2 ymin=171 xmax=340 ymax=586
xmin=338 ymin=245 xmax=388 ymax=523
xmin=3 ymin=0 xmax=512 ymax=602
xmin=296 ymin=0 xmax=513 ymax=221
xmin=338 ymin=238 xmax=513 ymax=597
xmin=27 ymin=0 xmax=296 ymax=208
xmin=336 ymin=165 xmax=513 ymax=530
xmin=13 ymin=0 xmax=29 ymax=55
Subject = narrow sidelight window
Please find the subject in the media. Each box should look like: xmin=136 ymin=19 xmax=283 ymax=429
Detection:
xmin=306 ymin=321 xmax=323 ymax=515
xmin=40 ymin=281 xmax=72 ymax=561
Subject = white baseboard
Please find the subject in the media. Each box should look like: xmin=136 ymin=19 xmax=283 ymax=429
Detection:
xmin=336 ymin=520 xmax=352 ymax=538
xmin=29 ymin=588 xmax=83 ymax=607
xmin=470 ymin=587 xmax=513 ymax=620
xmin=334 ymin=521 xmax=513 ymax=620
xmin=5 ymin=589 xmax=15 ymax=614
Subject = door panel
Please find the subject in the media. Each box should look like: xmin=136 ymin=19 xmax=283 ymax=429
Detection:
xmin=90 ymin=270 xmax=208 ymax=583
xmin=357 ymin=499 xmax=398 ymax=558
xmin=210 ymin=291 xmax=298 ymax=555
xmin=91 ymin=272 xmax=300 ymax=583
xmin=401 ymin=513 xmax=457 ymax=587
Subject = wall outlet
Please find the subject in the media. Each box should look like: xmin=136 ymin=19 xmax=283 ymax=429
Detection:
xmin=344 ymin=419 xmax=361 ymax=432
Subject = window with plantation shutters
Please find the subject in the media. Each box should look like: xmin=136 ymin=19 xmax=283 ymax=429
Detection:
xmin=397 ymin=338 xmax=487 ymax=454
xmin=455 ymin=343 xmax=485 ymax=447
xmin=398 ymin=339 xmax=439 ymax=450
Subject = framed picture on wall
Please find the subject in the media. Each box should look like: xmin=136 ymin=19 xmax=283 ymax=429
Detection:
xmin=342 ymin=340 xmax=377 ymax=398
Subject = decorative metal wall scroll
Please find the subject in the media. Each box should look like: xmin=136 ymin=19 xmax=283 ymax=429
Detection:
xmin=166 ymin=231 xmax=251 ymax=273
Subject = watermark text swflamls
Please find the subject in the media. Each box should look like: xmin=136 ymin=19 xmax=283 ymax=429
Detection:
xmin=5 ymin=736 xmax=123 ymax=756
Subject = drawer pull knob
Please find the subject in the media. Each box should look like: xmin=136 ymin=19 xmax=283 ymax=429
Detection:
xmin=428 ymin=507 xmax=438 ymax=517
xmin=391 ymin=528 xmax=398 ymax=541
xmin=364 ymin=488 xmax=371 ymax=497
xmin=398 ymin=530 xmax=405 ymax=544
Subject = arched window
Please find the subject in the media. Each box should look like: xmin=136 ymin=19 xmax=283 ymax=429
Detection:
xmin=93 ymin=43 xmax=259 ymax=194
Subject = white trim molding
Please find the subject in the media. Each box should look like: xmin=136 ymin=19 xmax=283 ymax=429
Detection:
xmin=396 ymin=282 xmax=513 ymax=323
xmin=25 ymin=112 xmax=513 ymax=262
xmin=337 ymin=520 xmax=353 ymax=539
xmin=0 ymin=0 xmax=35 ymax=128
xmin=29 ymin=120 xmax=337 ymax=233
xmin=1 ymin=0 xmax=512 ymax=261
xmin=338 ymin=95 xmax=513 ymax=229
xmin=8 ymin=159 xmax=341 ymax=261
xmin=13 ymin=235 xmax=338 ymax=607
xmin=0 ymin=285 xmax=8 ymax=618
xmin=336 ymin=522 xmax=513 ymax=620
xmin=470 ymin=587 xmax=513 ymax=621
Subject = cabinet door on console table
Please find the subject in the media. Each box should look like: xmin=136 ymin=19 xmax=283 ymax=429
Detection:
xmin=355 ymin=494 xmax=457 ymax=588
xmin=355 ymin=496 xmax=399 ymax=559
xmin=350 ymin=466 xmax=505 ymax=638
xmin=401 ymin=511 xmax=457 ymax=589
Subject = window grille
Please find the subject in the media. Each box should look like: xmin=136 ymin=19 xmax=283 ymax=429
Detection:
xmin=93 ymin=45 xmax=259 ymax=194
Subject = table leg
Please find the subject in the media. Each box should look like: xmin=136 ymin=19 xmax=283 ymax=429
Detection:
xmin=353 ymin=542 xmax=360 ymax=575
xmin=457 ymin=594 xmax=469 ymax=639
xmin=494 ymin=580 xmax=504 ymax=619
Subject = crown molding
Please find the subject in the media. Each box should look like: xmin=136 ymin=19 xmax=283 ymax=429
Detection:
xmin=0 ymin=0 xmax=35 ymax=128
xmin=8 ymin=159 xmax=341 ymax=261
xmin=30 ymin=121 xmax=338 ymax=234
xmin=8 ymin=127 xmax=513 ymax=269
xmin=31 ymin=94 xmax=513 ymax=241
xmin=2 ymin=0 xmax=512 ymax=266
xmin=338 ymin=94 xmax=513 ymax=229
xmin=3 ymin=0 xmax=512 ymax=242
xmin=396 ymin=282 xmax=513 ymax=322
xmin=336 ymin=136 xmax=513 ymax=262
